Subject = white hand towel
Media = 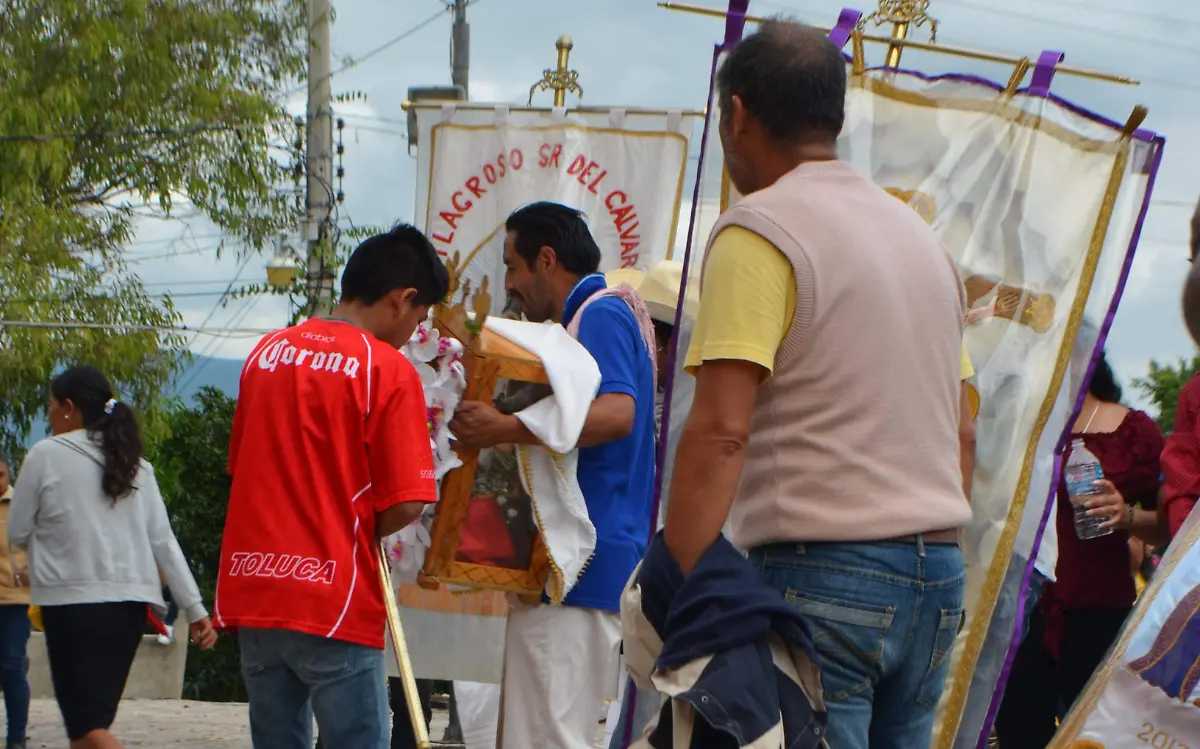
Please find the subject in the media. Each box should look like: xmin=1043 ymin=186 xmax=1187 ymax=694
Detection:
xmin=482 ymin=317 xmax=601 ymax=601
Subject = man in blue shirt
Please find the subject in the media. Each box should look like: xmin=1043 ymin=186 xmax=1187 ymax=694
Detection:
xmin=451 ymin=201 xmax=656 ymax=748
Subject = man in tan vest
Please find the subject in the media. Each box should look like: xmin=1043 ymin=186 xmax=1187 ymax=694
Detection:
xmin=661 ymin=20 xmax=971 ymax=749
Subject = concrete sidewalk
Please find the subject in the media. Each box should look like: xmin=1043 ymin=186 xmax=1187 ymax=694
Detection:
xmin=6 ymin=699 xmax=453 ymax=748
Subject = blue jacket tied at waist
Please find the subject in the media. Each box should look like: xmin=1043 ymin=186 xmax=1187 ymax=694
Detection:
xmin=619 ymin=531 xmax=828 ymax=748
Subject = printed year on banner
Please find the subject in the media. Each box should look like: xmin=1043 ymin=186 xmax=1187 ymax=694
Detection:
xmin=1134 ymin=722 xmax=1190 ymax=749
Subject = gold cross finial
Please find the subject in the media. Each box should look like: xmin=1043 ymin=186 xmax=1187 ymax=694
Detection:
xmin=528 ymin=35 xmax=583 ymax=107
xmin=862 ymin=0 xmax=939 ymax=39
xmin=859 ymin=1 xmax=939 ymax=66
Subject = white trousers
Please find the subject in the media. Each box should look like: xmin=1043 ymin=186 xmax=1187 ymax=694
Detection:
xmin=499 ymin=604 xmax=621 ymax=749
xmin=455 ymin=681 xmax=502 ymax=749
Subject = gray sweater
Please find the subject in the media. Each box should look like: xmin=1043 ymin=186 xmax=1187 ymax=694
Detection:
xmin=7 ymin=431 xmax=207 ymax=623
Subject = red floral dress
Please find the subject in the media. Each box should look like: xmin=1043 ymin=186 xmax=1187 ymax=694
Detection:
xmin=1041 ymin=408 xmax=1165 ymax=657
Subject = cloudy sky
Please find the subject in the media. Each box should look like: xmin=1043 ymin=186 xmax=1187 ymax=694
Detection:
xmin=133 ymin=0 xmax=1198 ymax=403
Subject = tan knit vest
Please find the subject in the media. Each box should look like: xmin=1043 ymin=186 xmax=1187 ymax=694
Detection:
xmin=701 ymin=161 xmax=971 ymax=547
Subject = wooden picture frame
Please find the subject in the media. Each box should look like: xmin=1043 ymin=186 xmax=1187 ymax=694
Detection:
xmin=417 ymin=254 xmax=552 ymax=602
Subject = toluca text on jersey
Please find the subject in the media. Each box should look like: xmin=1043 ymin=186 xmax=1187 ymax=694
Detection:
xmin=256 ymin=337 xmax=362 ymax=378
xmin=226 ymin=552 xmax=337 ymax=585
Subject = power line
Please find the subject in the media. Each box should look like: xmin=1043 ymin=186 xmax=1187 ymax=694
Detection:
xmin=190 ymin=254 xmax=256 ymax=338
xmin=0 ymin=320 xmax=270 ymax=337
xmin=1037 ymin=0 xmax=1200 ymax=29
xmin=343 ymin=124 xmax=408 ymax=138
xmin=173 ymin=253 xmax=260 ymax=392
xmin=338 ymin=113 xmax=410 ymax=127
xmin=937 ymin=0 xmax=1200 ymax=58
xmin=3 ymin=288 xmax=266 ymax=303
xmin=139 ymin=277 xmax=257 ymax=288
xmin=123 ymin=231 xmax=228 ymax=248
xmin=280 ymin=8 xmax=448 ymax=99
xmin=0 ymin=123 xmax=249 ymax=144
xmin=176 ymin=296 xmax=271 ymax=388
xmin=279 ymin=0 xmax=486 ymax=101
xmin=124 ymin=246 xmax=229 ymax=264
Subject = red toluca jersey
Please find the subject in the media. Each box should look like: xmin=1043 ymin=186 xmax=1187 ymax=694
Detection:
xmin=215 ymin=318 xmax=435 ymax=648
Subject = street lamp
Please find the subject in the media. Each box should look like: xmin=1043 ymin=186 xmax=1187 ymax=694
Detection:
xmin=266 ymin=232 xmax=302 ymax=289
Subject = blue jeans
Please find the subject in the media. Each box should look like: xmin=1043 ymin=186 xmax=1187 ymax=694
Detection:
xmin=954 ymin=556 xmax=1046 ymax=749
xmin=239 ymin=627 xmax=389 ymax=749
xmin=748 ymin=539 xmax=965 ymax=749
xmin=162 ymin=587 xmax=179 ymax=626
xmin=0 ymin=605 xmax=31 ymax=742
xmin=607 ymin=678 xmax=663 ymax=749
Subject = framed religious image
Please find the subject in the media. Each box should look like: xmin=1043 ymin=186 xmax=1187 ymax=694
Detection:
xmin=418 ymin=254 xmax=552 ymax=601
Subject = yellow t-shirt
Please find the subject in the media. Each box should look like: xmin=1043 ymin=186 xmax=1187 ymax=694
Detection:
xmin=686 ymin=227 xmax=974 ymax=387
xmin=685 ymin=227 xmax=795 ymax=376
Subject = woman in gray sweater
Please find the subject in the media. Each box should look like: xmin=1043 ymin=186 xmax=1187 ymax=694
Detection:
xmin=8 ymin=366 xmax=216 ymax=749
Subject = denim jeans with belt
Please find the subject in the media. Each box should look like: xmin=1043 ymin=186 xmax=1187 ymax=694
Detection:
xmin=239 ymin=627 xmax=389 ymax=749
xmin=748 ymin=538 xmax=965 ymax=749
xmin=0 ymin=605 xmax=31 ymax=743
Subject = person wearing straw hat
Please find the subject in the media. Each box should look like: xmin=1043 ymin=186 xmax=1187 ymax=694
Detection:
xmin=605 ymin=261 xmax=699 ymax=414
xmin=601 ymin=261 xmax=699 ymax=749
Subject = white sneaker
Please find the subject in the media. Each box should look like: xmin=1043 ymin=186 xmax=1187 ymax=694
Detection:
xmin=156 ymin=625 xmax=174 ymax=646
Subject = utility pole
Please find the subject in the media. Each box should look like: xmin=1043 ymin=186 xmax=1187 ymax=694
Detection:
xmin=305 ymin=0 xmax=336 ymax=317
xmin=451 ymin=0 xmax=469 ymax=97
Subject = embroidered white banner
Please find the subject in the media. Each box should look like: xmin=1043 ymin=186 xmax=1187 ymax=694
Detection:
xmin=662 ymin=58 xmax=1160 ymax=749
xmin=400 ymin=104 xmax=693 ymax=682
xmin=1051 ymin=513 xmax=1200 ymax=749
xmin=413 ymin=105 xmax=692 ymax=314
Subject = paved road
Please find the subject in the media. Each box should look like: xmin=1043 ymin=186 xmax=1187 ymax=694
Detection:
xmin=8 ymin=699 xmax=453 ymax=748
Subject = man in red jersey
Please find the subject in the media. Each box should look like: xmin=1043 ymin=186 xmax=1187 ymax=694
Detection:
xmin=1163 ymin=198 xmax=1200 ymax=538
xmin=215 ymin=224 xmax=448 ymax=749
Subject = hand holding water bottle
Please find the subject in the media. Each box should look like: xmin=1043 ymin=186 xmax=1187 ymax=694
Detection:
xmin=1065 ymin=438 xmax=1114 ymax=540
xmin=1084 ymin=479 xmax=1134 ymax=532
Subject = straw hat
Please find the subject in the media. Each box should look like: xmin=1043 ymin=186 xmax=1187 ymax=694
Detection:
xmin=605 ymin=260 xmax=698 ymax=325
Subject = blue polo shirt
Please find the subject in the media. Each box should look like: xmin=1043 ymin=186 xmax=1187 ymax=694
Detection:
xmin=559 ymin=273 xmax=656 ymax=612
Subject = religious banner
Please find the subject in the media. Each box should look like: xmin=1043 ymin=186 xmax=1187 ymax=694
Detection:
xmin=1051 ymin=513 xmax=1200 ymax=749
xmin=412 ymin=104 xmax=693 ymax=315
xmin=385 ymin=585 xmax=510 ymax=684
xmin=660 ymin=35 xmax=1163 ymax=749
xmin=399 ymin=102 xmax=695 ymax=683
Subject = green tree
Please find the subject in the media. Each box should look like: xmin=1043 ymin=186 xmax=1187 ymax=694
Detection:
xmin=0 ymin=0 xmax=307 ymax=455
xmin=150 ymin=386 xmax=242 ymax=701
xmin=1133 ymin=354 xmax=1200 ymax=433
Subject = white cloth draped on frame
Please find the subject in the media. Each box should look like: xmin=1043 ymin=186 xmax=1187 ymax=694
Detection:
xmin=483 ymin=316 xmax=601 ymax=602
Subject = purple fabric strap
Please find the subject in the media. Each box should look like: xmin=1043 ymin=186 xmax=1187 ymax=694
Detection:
xmin=828 ymin=8 xmax=864 ymax=49
xmin=974 ymin=137 xmax=1168 ymax=748
xmin=723 ymin=0 xmax=750 ymax=50
xmin=627 ymin=39 xmax=728 ymax=749
xmin=1028 ymin=50 xmax=1065 ymax=97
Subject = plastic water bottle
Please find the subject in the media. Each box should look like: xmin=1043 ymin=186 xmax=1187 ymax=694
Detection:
xmin=1064 ymin=438 xmax=1112 ymax=540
